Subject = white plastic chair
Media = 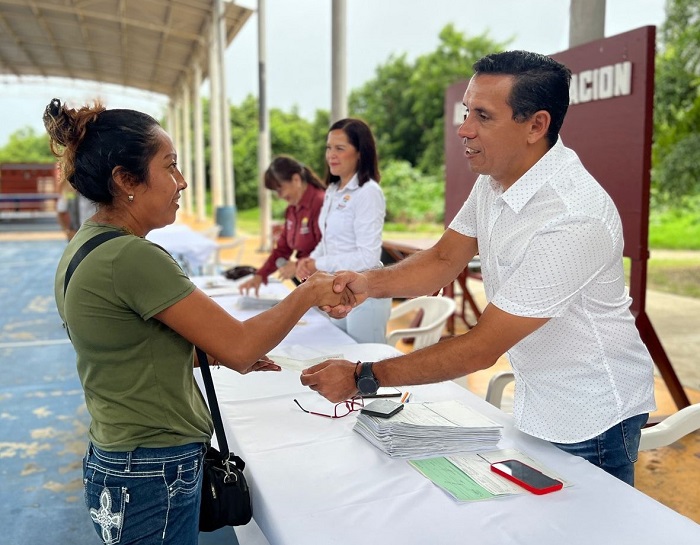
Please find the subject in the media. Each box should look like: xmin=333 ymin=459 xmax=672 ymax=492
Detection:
xmin=201 ymin=237 xmax=247 ymax=275
xmin=485 ymin=371 xmax=515 ymax=408
xmin=201 ymin=225 xmax=222 ymax=240
xmin=385 ymin=296 xmax=456 ymax=350
xmin=639 ymin=403 xmax=700 ymax=450
xmin=485 ymin=371 xmax=700 ymax=451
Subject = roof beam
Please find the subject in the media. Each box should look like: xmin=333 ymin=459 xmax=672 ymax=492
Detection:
xmin=27 ymin=1 xmax=76 ymax=79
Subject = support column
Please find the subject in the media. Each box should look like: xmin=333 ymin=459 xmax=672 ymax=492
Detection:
xmin=193 ymin=63 xmax=207 ymax=223
xmin=181 ymin=82 xmax=193 ymax=217
xmin=209 ymin=6 xmax=223 ymax=213
xmin=331 ymin=0 xmax=347 ymax=123
xmin=569 ymin=0 xmax=606 ymax=47
xmin=212 ymin=0 xmax=235 ymax=236
xmin=258 ymin=0 xmax=271 ymax=251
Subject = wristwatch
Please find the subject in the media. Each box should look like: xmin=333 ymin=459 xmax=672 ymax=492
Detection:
xmin=355 ymin=362 xmax=380 ymax=396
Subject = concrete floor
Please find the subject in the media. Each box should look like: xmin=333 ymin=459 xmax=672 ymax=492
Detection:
xmin=0 ymin=214 xmax=697 ymax=545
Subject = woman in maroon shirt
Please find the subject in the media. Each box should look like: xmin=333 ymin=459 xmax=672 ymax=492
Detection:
xmin=240 ymin=155 xmax=325 ymax=295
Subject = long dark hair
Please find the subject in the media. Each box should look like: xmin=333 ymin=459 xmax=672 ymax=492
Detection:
xmin=264 ymin=155 xmax=325 ymax=191
xmin=43 ymin=98 xmax=163 ymax=204
xmin=324 ymin=118 xmax=380 ymax=186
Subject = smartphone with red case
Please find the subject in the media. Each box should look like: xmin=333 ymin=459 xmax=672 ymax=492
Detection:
xmin=490 ymin=459 xmax=563 ymax=495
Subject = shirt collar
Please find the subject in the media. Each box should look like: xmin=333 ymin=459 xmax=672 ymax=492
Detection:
xmin=336 ymin=173 xmax=360 ymax=193
xmin=500 ymin=138 xmax=567 ymax=213
xmin=297 ymin=183 xmax=320 ymax=209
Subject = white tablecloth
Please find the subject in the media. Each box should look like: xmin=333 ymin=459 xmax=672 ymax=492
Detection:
xmin=147 ymin=224 xmax=217 ymax=272
xmin=195 ymin=279 xmax=700 ymax=545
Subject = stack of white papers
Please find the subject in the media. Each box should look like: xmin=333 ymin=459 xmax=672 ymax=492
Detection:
xmin=353 ymin=400 xmax=502 ymax=459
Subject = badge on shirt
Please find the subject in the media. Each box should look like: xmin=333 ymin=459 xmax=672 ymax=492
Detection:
xmin=300 ymin=216 xmax=310 ymax=235
xmin=337 ymin=194 xmax=351 ymax=210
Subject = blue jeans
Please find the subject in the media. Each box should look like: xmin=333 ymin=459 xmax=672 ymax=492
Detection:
xmin=552 ymin=413 xmax=648 ymax=486
xmin=83 ymin=442 xmax=206 ymax=545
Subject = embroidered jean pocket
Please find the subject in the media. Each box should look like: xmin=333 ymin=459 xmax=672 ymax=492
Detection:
xmin=166 ymin=457 xmax=202 ymax=501
xmin=84 ymin=480 xmax=127 ymax=545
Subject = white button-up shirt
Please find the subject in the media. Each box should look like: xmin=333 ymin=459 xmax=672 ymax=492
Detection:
xmin=311 ymin=174 xmax=385 ymax=273
xmin=450 ymin=139 xmax=656 ymax=443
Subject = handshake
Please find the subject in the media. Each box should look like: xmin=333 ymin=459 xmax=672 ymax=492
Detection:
xmin=300 ymin=270 xmax=370 ymax=319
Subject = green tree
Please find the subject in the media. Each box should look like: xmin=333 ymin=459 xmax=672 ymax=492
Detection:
xmin=409 ymin=26 xmax=508 ymax=174
xmin=652 ymin=0 xmax=700 ymax=202
xmin=349 ymin=54 xmax=421 ymax=165
xmin=229 ymin=95 xmax=259 ymax=210
xmin=0 ymin=128 xmax=54 ymax=163
xmin=226 ymin=96 xmax=330 ymax=210
xmin=381 ymin=160 xmax=444 ymax=224
xmin=349 ymin=25 xmax=507 ymax=175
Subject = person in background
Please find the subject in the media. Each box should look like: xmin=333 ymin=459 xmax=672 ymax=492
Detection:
xmin=301 ymin=51 xmax=656 ymax=486
xmin=239 ymin=155 xmax=325 ymax=295
xmin=44 ymin=98 xmax=353 ymax=545
xmin=297 ymin=118 xmax=392 ymax=344
xmin=56 ymin=176 xmax=96 ymax=240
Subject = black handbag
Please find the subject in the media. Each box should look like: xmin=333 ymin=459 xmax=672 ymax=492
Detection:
xmin=196 ymin=347 xmax=253 ymax=531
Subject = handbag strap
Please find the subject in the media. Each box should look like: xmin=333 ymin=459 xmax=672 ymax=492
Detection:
xmin=195 ymin=346 xmax=231 ymax=456
xmin=62 ymin=231 xmax=127 ymax=338
xmin=63 ymin=230 xmax=127 ymax=296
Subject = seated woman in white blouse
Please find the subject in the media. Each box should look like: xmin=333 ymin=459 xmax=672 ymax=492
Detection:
xmin=297 ymin=118 xmax=391 ymax=344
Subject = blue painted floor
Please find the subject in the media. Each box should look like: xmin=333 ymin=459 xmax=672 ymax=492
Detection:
xmin=0 ymin=239 xmax=238 ymax=544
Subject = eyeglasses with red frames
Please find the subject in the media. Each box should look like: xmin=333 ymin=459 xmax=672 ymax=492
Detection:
xmin=293 ymin=396 xmax=364 ymax=419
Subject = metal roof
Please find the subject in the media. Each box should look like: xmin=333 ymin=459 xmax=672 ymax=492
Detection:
xmin=0 ymin=0 xmax=253 ymax=98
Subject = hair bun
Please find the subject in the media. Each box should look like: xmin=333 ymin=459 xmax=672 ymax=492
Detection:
xmin=43 ymin=98 xmax=62 ymax=126
xmin=43 ymin=98 xmax=70 ymax=147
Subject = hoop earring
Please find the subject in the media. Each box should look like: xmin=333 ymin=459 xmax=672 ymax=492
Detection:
xmin=128 ymin=194 xmax=134 ymax=202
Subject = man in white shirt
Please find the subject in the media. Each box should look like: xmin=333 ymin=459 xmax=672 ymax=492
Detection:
xmin=300 ymin=50 xmax=656 ymax=486
xmin=56 ymin=184 xmax=97 ymax=240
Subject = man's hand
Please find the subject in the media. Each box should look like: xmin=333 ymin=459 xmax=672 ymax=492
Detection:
xmin=320 ymin=271 xmax=369 ymax=317
xmin=300 ymin=359 xmax=358 ymax=402
xmin=302 ymin=271 xmax=356 ymax=310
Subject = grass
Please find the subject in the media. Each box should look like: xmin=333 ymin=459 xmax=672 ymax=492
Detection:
xmin=648 ymin=208 xmax=700 ymax=250
xmin=625 ymin=258 xmax=700 ymax=299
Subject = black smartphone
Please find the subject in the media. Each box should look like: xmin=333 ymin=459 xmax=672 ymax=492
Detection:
xmin=490 ymin=459 xmax=563 ymax=495
xmin=360 ymin=399 xmax=404 ymax=418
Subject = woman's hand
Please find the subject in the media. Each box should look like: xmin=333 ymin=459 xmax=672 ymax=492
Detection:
xmin=296 ymin=257 xmax=317 ymax=280
xmin=301 ymin=271 xmax=355 ymax=310
xmin=277 ymin=260 xmax=297 ymax=280
xmin=240 ymin=355 xmax=281 ymax=374
xmin=239 ymin=274 xmax=263 ymax=296
xmin=320 ymin=271 xmax=369 ymax=317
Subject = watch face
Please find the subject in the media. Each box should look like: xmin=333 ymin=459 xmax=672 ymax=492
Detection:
xmin=356 ymin=362 xmax=379 ymax=395
xmin=357 ymin=376 xmax=379 ymax=395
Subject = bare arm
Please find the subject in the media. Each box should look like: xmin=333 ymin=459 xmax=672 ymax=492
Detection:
xmin=156 ymin=272 xmax=353 ymax=374
xmin=324 ymin=229 xmax=477 ymax=317
xmin=301 ymin=302 xmax=549 ymax=402
xmin=369 ymin=229 xmax=478 ymax=298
